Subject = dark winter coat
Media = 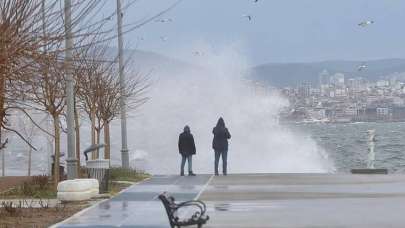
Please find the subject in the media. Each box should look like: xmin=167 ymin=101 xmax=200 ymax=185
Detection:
xmin=212 ymin=118 xmax=231 ymax=151
xmin=178 ymin=130 xmax=196 ymax=156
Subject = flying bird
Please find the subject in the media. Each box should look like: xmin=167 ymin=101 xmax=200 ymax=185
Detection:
xmin=358 ymin=20 xmax=374 ymax=27
xmin=358 ymin=63 xmax=367 ymax=71
xmin=253 ymin=0 xmax=259 ymax=2
xmin=242 ymin=14 xmax=252 ymax=21
xmin=155 ymin=18 xmax=173 ymax=23
xmin=193 ymin=51 xmax=204 ymax=56
xmin=160 ymin=36 xmax=168 ymax=42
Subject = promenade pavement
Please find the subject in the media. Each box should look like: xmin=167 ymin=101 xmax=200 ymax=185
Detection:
xmin=56 ymin=173 xmax=405 ymax=228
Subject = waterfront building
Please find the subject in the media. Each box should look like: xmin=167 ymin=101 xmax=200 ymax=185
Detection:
xmin=330 ymin=73 xmax=345 ymax=88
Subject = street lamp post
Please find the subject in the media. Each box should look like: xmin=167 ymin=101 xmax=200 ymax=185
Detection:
xmin=64 ymin=0 xmax=78 ymax=179
xmin=116 ymin=0 xmax=129 ymax=168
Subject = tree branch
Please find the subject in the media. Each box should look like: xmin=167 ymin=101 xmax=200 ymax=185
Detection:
xmin=7 ymin=106 xmax=54 ymax=137
xmin=2 ymin=125 xmax=37 ymax=151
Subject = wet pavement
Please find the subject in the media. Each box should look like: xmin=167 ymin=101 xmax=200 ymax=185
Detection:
xmin=56 ymin=175 xmax=212 ymax=228
xmin=56 ymin=174 xmax=405 ymax=227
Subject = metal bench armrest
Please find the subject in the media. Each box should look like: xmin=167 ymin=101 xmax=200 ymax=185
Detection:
xmin=159 ymin=193 xmax=209 ymax=227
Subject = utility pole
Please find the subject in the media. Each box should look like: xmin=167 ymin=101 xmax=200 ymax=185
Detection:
xmin=64 ymin=0 xmax=78 ymax=179
xmin=117 ymin=0 xmax=129 ymax=168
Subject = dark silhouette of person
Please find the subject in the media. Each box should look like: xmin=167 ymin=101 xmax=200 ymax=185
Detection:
xmin=212 ymin=117 xmax=231 ymax=175
xmin=178 ymin=125 xmax=196 ymax=176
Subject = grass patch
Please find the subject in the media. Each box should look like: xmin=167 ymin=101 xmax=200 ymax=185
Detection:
xmin=109 ymin=167 xmax=150 ymax=182
xmin=108 ymin=182 xmax=133 ymax=196
xmin=78 ymin=166 xmax=149 ymax=195
xmin=0 ymin=202 xmax=89 ymax=227
xmin=107 ymin=167 xmax=149 ymax=195
xmin=0 ymin=175 xmax=56 ymax=199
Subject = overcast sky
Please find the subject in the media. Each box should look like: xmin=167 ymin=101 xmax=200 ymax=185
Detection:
xmin=105 ymin=0 xmax=405 ymax=65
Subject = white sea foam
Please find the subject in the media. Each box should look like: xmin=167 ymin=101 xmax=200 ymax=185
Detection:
xmin=111 ymin=44 xmax=335 ymax=174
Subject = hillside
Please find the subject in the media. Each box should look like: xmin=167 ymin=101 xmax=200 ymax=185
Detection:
xmin=105 ymin=48 xmax=200 ymax=76
xmin=251 ymin=59 xmax=405 ymax=87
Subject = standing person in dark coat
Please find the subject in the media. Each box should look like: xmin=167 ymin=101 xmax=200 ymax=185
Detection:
xmin=178 ymin=125 xmax=196 ymax=176
xmin=212 ymin=117 xmax=231 ymax=175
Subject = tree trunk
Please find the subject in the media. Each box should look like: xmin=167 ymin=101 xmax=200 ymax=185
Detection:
xmin=103 ymin=121 xmax=110 ymax=161
xmin=96 ymin=128 xmax=100 ymax=159
xmin=91 ymin=108 xmax=96 ymax=159
xmin=0 ymin=67 xmax=6 ymax=177
xmin=47 ymin=134 xmax=53 ymax=176
xmin=1 ymin=129 xmax=4 ymax=177
xmin=1 ymin=147 xmax=3 ymax=177
xmin=53 ymin=115 xmax=60 ymax=190
xmin=28 ymin=147 xmax=32 ymax=176
xmin=74 ymin=106 xmax=80 ymax=174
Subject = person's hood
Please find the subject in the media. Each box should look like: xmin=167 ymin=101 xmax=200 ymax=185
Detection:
xmin=183 ymin=125 xmax=190 ymax=133
xmin=216 ymin=117 xmax=225 ymax=128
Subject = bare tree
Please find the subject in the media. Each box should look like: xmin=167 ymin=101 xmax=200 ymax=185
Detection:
xmin=75 ymin=42 xmax=150 ymax=162
xmin=23 ymin=0 xmax=117 ymax=185
xmin=17 ymin=112 xmax=47 ymax=176
xmin=74 ymin=44 xmax=114 ymax=160
xmin=27 ymin=53 xmax=67 ymax=187
xmin=0 ymin=0 xmax=181 ymax=178
xmin=0 ymin=1 xmax=46 ymax=175
xmin=96 ymin=62 xmax=150 ymax=161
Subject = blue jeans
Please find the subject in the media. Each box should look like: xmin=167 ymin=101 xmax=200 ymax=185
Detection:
xmin=181 ymin=155 xmax=192 ymax=174
xmin=214 ymin=150 xmax=228 ymax=175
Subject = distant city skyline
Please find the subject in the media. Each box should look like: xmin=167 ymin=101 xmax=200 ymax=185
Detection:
xmin=106 ymin=0 xmax=405 ymax=65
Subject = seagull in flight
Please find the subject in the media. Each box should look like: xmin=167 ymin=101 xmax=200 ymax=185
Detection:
xmin=358 ymin=63 xmax=367 ymax=71
xmin=155 ymin=18 xmax=173 ymax=23
xmin=193 ymin=51 xmax=204 ymax=56
xmin=358 ymin=20 xmax=374 ymax=27
xmin=160 ymin=36 xmax=168 ymax=42
xmin=242 ymin=14 xmax=252 ymax=21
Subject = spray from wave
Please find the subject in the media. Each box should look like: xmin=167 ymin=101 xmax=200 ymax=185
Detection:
xmin=108 ymin=44 xmax=335 ymax=174
xmin=2 ymin=44 xmax=334 ymax=176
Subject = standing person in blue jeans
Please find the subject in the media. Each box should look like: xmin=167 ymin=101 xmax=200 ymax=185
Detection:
xmin=178 ymin=125 xmax=196 ymax=176
xmin=212 ymin=117 xmax=231 ymax=176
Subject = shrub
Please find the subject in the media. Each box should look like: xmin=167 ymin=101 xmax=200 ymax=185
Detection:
xmin=32 ymin=175 xmax=49 ymax=190
xmin=0 ymin=175 xmax=56 ymax=199
xmin=109 ymin=167 xmax=149 ymax=182
xmin=21 ymin=182 xmax=34 ymax=197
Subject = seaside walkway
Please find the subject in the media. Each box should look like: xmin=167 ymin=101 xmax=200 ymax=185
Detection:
xmin=56 ymin=174 xmax=405 ymax=227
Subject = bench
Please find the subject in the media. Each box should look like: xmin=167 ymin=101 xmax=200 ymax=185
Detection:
xmin=158 ymin=192 xmax=209 ymax=228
